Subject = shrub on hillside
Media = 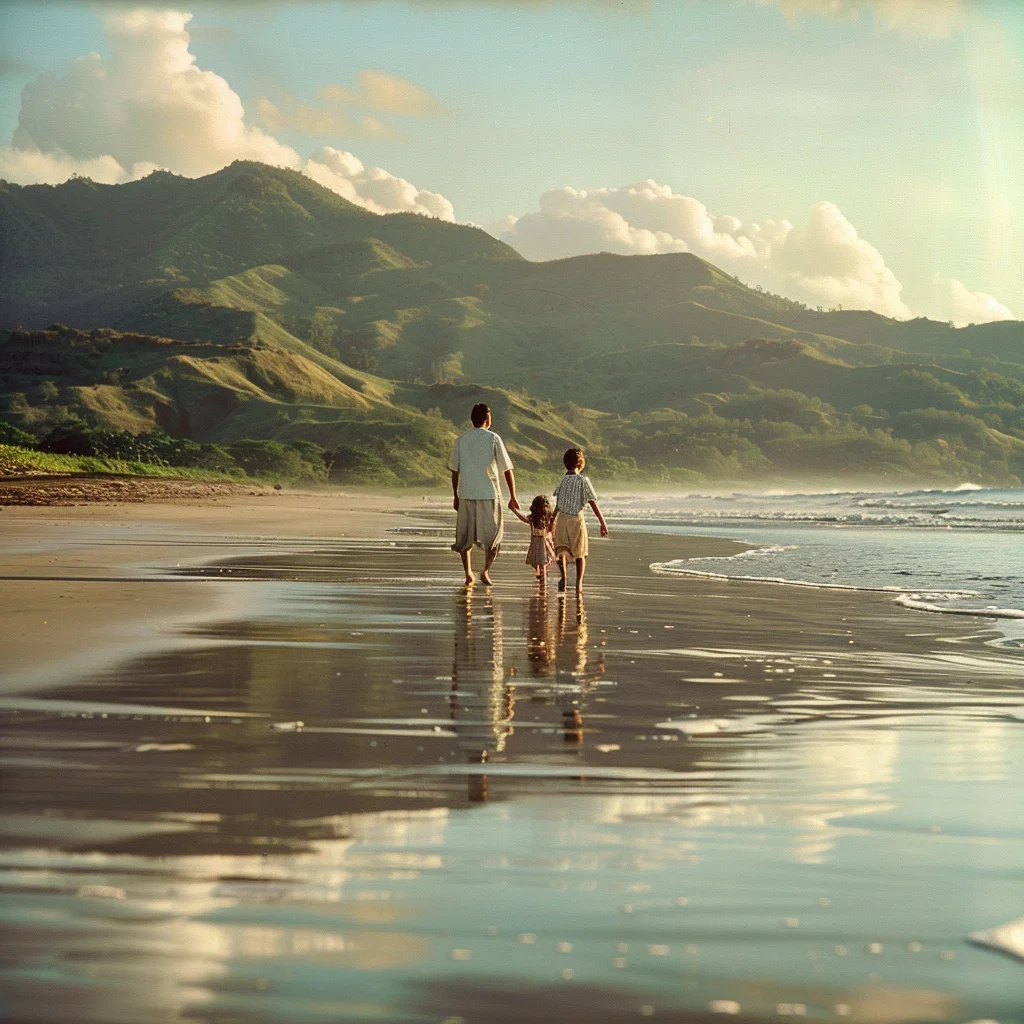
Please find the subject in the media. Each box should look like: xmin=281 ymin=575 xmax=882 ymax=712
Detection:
xmin=0 ymin=419 xmax=36 ymax=447
xmin=226 ymin=439 xmax=328 ymax=484
xmin=328 ymin=444 xmax=401 ymax=486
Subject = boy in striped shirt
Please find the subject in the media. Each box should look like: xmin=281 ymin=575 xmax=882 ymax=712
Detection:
xmin=552 ymin=447 xmax=609 ymax=594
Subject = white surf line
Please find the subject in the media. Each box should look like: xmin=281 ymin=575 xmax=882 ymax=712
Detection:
xmin=649 ymin=561 xmax=980 ymax=597
xmin=896 ymin=594 xmax=1024 ymax=619
xmin=0 ymin=697 xmax=263 ymax=719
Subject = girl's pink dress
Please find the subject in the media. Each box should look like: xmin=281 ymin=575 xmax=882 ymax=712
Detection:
xmin=526 ymin=524 xmax=556 ymax=568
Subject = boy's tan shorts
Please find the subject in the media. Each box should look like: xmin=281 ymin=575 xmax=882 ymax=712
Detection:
xmin=552 ymin=511 xmax=588 ymax=560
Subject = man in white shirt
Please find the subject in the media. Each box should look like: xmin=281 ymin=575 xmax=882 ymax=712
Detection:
xmin=449 ymin=403 xmax=520 ymax=585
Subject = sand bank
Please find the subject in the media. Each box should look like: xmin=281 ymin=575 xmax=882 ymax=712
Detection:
xmin=0 ymin=489 xmax=413 ymax=688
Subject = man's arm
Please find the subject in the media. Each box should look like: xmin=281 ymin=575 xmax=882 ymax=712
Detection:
xmin=504 ymin=469 xmax=519 ymax=511
xmin=588 ymin=499 xmax=609 ymax=537
xmin=451 ymin=470 xmax=460 ymax=511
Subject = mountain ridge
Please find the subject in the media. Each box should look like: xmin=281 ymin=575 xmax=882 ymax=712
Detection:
xmin=2 ymin=162 xmax=1023 ymax=486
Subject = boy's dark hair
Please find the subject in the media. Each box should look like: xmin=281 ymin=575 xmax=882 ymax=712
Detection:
xmin=562 ymin=447 xmax=585 ymax=471
xmin=470 ymin=403 xmax=491 ymax=427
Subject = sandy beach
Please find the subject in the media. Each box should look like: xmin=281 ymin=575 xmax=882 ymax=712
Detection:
xmin=1 ymin=487 xmax=1022 ymax=1023
xmin=0 ymin=487 xmax=411 ymax=687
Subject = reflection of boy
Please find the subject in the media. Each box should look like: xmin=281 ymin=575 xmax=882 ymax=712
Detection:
xmin=552 ymin=447 xmax=608 ymax=594
xmin=557 ymin=597 xmax=589 ymax=743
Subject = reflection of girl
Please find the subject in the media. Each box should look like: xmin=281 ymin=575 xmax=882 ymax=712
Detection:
xmin=512 ymin=495 xmax=556 ymax=584
xmin=527 ymin=588 xmax=555 ymax=676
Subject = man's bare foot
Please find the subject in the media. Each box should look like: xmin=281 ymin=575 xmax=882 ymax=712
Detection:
xmin=575 ymin=585 xmax=584 ymax=595
xmin=480 ymin=572 xmax=493 ymax=586
xmin=464 ymin=574 xmax=476 ymax=586
xmin=557 ymin=577 xmax=566 ymax=593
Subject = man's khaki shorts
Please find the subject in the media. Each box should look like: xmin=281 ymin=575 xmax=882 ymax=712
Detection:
xmin=452 ymin=499 xmax=503 ymax=554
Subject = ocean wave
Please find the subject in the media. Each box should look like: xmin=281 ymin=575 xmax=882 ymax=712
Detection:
xmin=613 ymin=509 xmax=1024 ymax=530
xmin=857 ymin=498 xmax=1024 ymax=510
xmin=650 ymin=558 xmax=1024 ymax=624
xmin=680 ymin=544 xmax=799 ymax=564
xmin=648 ymin=560 xmax=980 ymax=599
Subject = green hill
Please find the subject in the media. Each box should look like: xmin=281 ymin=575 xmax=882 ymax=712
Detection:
xmin=0 ymin=161 xmax=519 ymax=328
xmin=0 ymin=326 xmax=598 ymax=484
xmin=2 ymin=162 xmax=1023 ymax=487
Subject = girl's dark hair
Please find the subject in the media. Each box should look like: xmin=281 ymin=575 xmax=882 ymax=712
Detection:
xmin=562 ymin=447 xmax=585 ymax=471
xmin=529 ymin=494 xmax=551 ymax=528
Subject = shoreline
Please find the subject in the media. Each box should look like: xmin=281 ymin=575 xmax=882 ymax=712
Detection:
xmin=1 ymin=488 xmax=1018 ymax=695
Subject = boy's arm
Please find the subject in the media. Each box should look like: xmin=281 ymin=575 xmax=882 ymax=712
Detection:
xmin=451 ymin=470 xmax=460 ymax=511
xmin=588 ymin=499 xmax=609 ymax=537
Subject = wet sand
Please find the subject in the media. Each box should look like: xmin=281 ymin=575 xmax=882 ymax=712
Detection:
xmin=1 ymin=495 xmax=1022 ymax=1023
xmin=0 ymin=490 xmax=413 ymax=687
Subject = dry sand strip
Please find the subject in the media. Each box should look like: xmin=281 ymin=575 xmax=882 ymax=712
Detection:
xmin=0 ymin=473 xmax=262 ymax=506
xmin=0 ymin=482 xmax=419 ymax=688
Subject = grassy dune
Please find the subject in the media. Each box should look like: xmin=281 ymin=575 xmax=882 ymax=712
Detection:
xmin=0 ymin=443 xmax=243 ymax=481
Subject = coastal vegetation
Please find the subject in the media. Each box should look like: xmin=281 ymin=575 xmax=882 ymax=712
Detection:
xmin=2 ymin=161 xmax=1023 ymax=487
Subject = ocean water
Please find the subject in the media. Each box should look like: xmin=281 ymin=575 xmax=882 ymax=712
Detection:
xmin=605 ymin=487 xmax=1024 ymax=643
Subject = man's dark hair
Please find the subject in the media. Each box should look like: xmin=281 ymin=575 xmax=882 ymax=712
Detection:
xmin=471 ymin=403 xmax=491 ymax=427
xmin=563 ymin=447 xmax=585 ymax=471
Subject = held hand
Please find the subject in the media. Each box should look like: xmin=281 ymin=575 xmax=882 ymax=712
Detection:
xmin=508 ymin=496 xmax=520 ymax=511
xmin=453 ymin=497 xmax=460 ymax=511
xmin=600 ymin=523 xmax=609 ymax=538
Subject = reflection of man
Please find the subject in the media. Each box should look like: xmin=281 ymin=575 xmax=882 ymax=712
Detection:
xmin=449 ymin=403 xmax=519 ymax=586
xmin=450 ymin=590 xmax=515 ymax=802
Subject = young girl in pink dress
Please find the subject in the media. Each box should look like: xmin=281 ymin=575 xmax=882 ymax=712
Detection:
xmin=513 ymin=495 xmax=556 ymax=585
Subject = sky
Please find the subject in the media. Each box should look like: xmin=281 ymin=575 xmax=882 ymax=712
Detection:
xmin=0 ymin=0 xmax=1021 ymax=324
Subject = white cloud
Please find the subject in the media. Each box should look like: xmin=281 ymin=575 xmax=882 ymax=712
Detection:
xmin=0 ymin=146 xmax=150 ymax=186
xmin=493 ymin=183 xmax=911 ymax=318
xmin=772 ymin=201 xmax=910 ymax=317
xmin=254 ymin=94 xmax=393 ymax=139
xmin=254 ymin=70 xmax=444 ymax=139
xmin=753 ymin=0 xmax=967 ymax=38
xmin=0 ymin=8 xmax=455 ymax=221
xmin=355 ymin=70 xmax=447 ymax=117
xmin=945 ymin=278 xmax=1016 ymax=326
xmin=12 ymin=10 xmax=297 ymax=178
xmin=305 ymin=147 xmax=455 ymax=220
